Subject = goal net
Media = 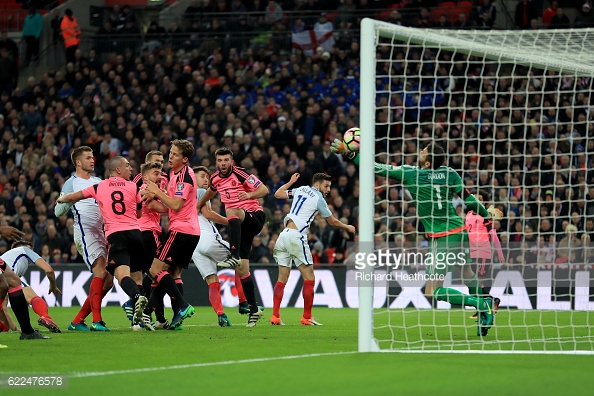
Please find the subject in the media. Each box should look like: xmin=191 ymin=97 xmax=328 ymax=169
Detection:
xmin=356 ymin=19 xmax=594 ymax=354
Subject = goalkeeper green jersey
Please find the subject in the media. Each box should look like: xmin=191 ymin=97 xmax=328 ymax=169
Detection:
xmin=354 ymin=155 xmax=466 ymax=237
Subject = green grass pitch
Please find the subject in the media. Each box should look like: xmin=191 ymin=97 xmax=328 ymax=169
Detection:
xmin=0 ymin=307 xmax=592 ymax=395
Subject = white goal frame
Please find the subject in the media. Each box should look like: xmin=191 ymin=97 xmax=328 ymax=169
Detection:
xmin=357 ymin=18 xmax=594 ymax=354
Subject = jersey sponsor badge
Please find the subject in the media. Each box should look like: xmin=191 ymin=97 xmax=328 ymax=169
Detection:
xmin=248 ymin=176 xmax=255 ymax=184
xmin=177 ymin=183 xmax=184 ymax=191
xmin=175 ymin=192 xmax=183 ymax=196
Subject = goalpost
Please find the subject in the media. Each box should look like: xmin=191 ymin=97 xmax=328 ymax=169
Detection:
xmin=357 ymin=18 xmax=594 ymax=354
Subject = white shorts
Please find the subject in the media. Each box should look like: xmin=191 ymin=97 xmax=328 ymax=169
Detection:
xmin=192 ymin=236 xmax=230 ymax=279
xmin=75 ymin=229 xmax=107 ymax=271
xmin=273 ymin=228 xmax=313 ymax=268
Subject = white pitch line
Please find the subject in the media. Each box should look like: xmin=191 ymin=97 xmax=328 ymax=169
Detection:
xmin=401 ymin=335 xmax=594 ymax=350
xmin=68 ymin=351 xmax=359 ymax=378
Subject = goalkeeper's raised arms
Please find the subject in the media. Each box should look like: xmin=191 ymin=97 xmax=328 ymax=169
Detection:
xmin=330 ymin=139 xmax=357 ymax=159
xmin=487 ymin=205 xmax=503 ymax=221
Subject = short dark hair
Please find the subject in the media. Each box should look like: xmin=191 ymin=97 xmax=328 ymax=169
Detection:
xmin=108 ymin=156 xmax=125 ymax=173
xmin=312 ymin=173 xmax=332 ymax=184
xmin=171 ymin=139 xmax=195 ymax=159
xmin=192 ymin=166 xmax=210 ymax=175
xmin=477 ymin=189 xmax=491 ymax=203
xmin=425 ymin=143 xmax=445 ymax=170
xmin=215 ymin=147 xmax=233 ymax=158
xmin=11 ymin=239 xmax=32 ymax=249
xmin=145 ymin=150 xmax=163 ymax=162
xmin=141 ymin=161 xmax=162 ymax=175
xmin=71 ymin=146 xmax=93 ymax=166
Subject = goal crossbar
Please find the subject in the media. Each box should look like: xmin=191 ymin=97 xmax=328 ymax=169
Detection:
xmin=373 ymin=21 xmax=594 ymax=75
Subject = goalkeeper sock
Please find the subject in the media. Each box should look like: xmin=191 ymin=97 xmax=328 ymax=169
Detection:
xmin=434 ymin=287 xmax=481 ymax=309
xmin=465 ymin=273 xmax=485 ymax=298
xmin=273 ymin=281 xmax=285 ymax=318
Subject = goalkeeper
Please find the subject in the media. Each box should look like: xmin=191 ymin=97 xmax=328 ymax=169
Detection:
xmin=332 ymin=140 xmax=502 ymax=336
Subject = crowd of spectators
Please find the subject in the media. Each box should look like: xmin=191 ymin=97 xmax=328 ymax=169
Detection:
xmin=0 ymin=0 xmax=592 ymax=268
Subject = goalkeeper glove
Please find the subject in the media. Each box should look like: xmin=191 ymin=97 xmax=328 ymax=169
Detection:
xmin=487 ymin=205 xmax=503 ymax=221
xmin=330 ymin=139 xmax=357 ymax=159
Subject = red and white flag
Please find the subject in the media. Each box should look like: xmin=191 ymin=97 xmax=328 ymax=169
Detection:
xmin=292 ymin=29 xmax=335 ymax=57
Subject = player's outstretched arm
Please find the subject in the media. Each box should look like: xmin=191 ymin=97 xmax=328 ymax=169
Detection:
xmin=197 ymin=188 xmax=217 ymax=210
xmin=274 ymin=173 xmax=300 ymax=199
xmin=56 ymin=191 xmax=85 ymax=204
xmin=326 ymin=215 xmax=356 ymax=234
xmin=33 ymin=256 xmax=62 ymax=295
xmin=202 ymin=202 xmax=229 ymax=225
xmin=0 ymin=226 xmax=24 ymax=241
xmin=330 ymin=139 xmax=404 ymax=181
xmin=54 ymin=197 xmax=73 ymax=217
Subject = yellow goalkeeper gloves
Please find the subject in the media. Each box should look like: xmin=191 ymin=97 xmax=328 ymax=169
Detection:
xmin=487 ymin=205 xmax=503 ymax=221
xmin=330 ymin=139 xmax=357 ymax=159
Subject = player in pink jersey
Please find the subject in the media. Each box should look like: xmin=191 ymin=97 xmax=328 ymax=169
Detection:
xmin=120 ymin=161 xmax=171 ymax=328
xmin=139 ymin=139 xmax=199 ymax=330
xmin=58 ymin=156 xmax=149 ymax=329
xmin=198 ymin=147 xmax=269 ymax=327
xmin=125 ymin=151 xmax=170 ymax=325
xmin=465 ymin=190 xmax=503 ymax=318
xmin=132 ymin=150 xmax=170 ymax=191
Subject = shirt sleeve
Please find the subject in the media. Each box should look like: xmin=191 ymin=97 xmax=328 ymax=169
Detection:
xmin=197 ymin=188 xmax=206 ymax=201
xmin=316 ymin=192 xmax=333 ymax=218
xmin=24 ymin=247 xmax=42 ymax=262
xmin=209 ymin=174 xmax=218 ymax=192
xmin=54 ymin=178 xmax=74 ymax=217
xmin=173 ymin=181 xmax=192 ymax=200
xmin=81 ymin=184 xmax=98 ymax=200
xmin=353 ymin=154 xmax=405 ymax=181
xmin=242 ymin=174 xmax=263 ymax=192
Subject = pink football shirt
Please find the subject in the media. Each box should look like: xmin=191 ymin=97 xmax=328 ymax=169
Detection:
xmin=82 ymin=177 xmax=141 ymax=237
xmin=465 ymin=212 xmax=504 ymax=260
xmin=167 ymin=165 xmax=200 ymax=236
xmin=210 ymin=166 xmax=263 ymax=211
xmin=138 ymin=183 xmax=162 ymax=233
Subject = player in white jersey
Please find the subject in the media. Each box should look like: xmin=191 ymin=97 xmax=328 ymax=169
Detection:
xmin=54 ymin=146 xmax=113 ymax=332
xmin=191 ymin=166 xmax=232 ymax=327
xmin=0 ymin=240 xmax=62 ymax=333
xmin=270 ymin=173 xmax=356 ymax=326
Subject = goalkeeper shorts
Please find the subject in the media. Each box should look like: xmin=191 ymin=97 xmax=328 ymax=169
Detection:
xmin=426 ymin=231 xmax=471 ymax=276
